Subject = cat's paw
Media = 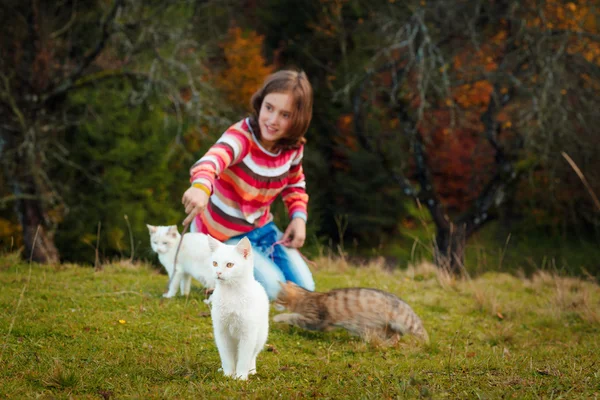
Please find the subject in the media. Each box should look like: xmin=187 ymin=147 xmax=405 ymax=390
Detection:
xmin=248 ymin=368 xmax=257 ymax=376
xmin=235 ymin=373 xmax=249 ymax=381
xmin=162 ymin=292 xmax=175 ymax=298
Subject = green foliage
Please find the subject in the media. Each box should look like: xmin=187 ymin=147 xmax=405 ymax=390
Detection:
xmin=1 ymin=254 xmax=599 ymax=398
xmin=0 ymin=0 xmax=233 ymax=263
xmin=52 ymin=83 xmax=191 ymax=264
xmin=330 ymin=147 xmax=406 ymax=246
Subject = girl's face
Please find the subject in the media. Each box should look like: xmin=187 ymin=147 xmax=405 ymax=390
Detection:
xmin=258 ymin=92 xmax=294 ymax=152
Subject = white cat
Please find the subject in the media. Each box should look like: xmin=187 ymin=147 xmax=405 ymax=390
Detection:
xmin=208 ymin=236 xmax=270 ymax=380
xmin=147 ymin=224 xmax=215 ymax=298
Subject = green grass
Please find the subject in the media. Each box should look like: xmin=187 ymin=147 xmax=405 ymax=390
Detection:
xmin=1 ymin=252 xmax=599 ymax=399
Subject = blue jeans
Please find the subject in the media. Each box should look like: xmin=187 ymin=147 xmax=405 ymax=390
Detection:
xmin=226 ymin=222 xmax=315 ymax=300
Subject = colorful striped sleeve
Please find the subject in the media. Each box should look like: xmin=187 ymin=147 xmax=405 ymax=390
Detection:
xmin=189 ymin=124 xmax=251 ymax=192
xmin=281 ymin=146 xmax=309 ymax=221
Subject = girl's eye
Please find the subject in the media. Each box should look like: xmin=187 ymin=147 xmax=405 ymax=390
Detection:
xmin=162 ymin=242 xmax=167 ymax=245
xmin=282 ymin=113 xmax=290 ymax=119
xmin=265 ymin=104 xmax=272 ymax=111
xmin=212 ymin=261 xmax=217 ymax=267
xmin=226 ymin=262 xmax=234 ymax=268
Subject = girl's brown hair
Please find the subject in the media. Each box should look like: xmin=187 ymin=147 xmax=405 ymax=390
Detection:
xmin=249 ymin=69 xmax=313 ymax=150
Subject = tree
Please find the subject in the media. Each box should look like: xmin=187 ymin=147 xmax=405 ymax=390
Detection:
xmin=349 ymin=0 xmax=600 ymax=272
xmin=52 ymin=84 xmax=188 ymax=265
xmin=0 ymin=0 xmax=225 ymax=263
xmin=214 ymin=26 xmax=274 ymax=111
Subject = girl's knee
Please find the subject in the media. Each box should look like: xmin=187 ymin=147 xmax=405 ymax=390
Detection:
xmin=278 ymin=248 xmax=315 ymax=291
xmin=297 ymin=276 xmax=315 ymax=292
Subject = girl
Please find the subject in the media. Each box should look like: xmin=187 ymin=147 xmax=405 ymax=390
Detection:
xmin=181 ymin=69 xmax=315 ymax=299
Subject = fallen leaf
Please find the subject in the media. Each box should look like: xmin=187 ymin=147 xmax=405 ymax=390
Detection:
xmin=266 ymin=344 xmax=279 ymax=354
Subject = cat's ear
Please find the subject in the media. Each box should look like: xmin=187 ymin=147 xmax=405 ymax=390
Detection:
xmin=207 ymin=235 xmax=221 ymax=253
xmin=235 ymin=237 xmax=252 ymax=260
xmin=286 ymin=281 xmax=303 ymax=293
xmin=278 ymin=281 xmax=288 ymax=292
xmin=147 ymin=224 xmax=157 ymax=234
xmin=279 ymin=281 xmax=294 ymax=289
xmin=167 ymin=225 xmax=179 ymax=238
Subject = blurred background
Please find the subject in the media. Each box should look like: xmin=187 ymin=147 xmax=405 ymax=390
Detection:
xmin=1 ymin=0 xmax=599 ymax=277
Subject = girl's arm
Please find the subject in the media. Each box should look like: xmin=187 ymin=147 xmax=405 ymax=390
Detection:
xmin=182 ymin=124 xmax=251 ymax=224
xmin=281 ymin=147 xmax=309 ymax=248
xmin=189 ymin=126 xmax=251 ymax=193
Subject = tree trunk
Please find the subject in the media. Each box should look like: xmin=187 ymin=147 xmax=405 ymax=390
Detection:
xmin=16 ymin=196 xmax=60 ymax=264
xmin=3 ymin=118 xmax=62 ymax=264
xmin=433 ymin=223 xmax=467 ymax=274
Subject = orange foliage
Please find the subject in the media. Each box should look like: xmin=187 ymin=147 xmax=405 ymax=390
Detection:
xmin=527 ymin=0 xmax=600 ymax=64
xmin=412 ymin=0 xmax=600 ymax=211
xmin=215 ymin=26 xmax=274 ymax=110
xmin=418 ymin=107 xmax=496 ymax=212
xmin=413 ymin=32 xmax=502 ymax=212
xmin=349 ymin=1 xmax=599 ymax=213
xmin=336 ymin=113 xmax=357 ymax=149
xmin=331 ymin=113 xmax=358 ymax=172
xmin=417 ymin=0 xmax=600 ymax=212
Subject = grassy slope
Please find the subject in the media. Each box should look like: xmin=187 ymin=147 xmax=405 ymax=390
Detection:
xmin=1 ymin=253 xmax=599 ymax=399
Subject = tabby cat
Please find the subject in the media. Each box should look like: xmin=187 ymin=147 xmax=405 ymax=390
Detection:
xmin=273 ymin=281 xmax=429 ymax=343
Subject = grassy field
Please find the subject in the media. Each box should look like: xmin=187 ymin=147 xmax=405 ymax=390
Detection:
xmin=1 ymin=251 xmax=599 ymax=399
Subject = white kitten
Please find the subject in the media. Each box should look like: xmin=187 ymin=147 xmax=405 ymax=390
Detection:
xmin=208 ymin=236 xmax=269 ymax=380
xmin=147 ymin=224 xmax=215 ymax=298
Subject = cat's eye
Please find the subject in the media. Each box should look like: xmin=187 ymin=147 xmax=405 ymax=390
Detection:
xmin=212 ymin=261 xmax=217 ymax=267
xmin=226 ymin=262 xmax=234 ymax=268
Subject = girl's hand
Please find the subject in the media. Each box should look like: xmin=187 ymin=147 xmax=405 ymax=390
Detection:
xmin=282 ymin=218 xmax=306 ymax=248
xmin=182 ymin=186 xmax=209 ymax=225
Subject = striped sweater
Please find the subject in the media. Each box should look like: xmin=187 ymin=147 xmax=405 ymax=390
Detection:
xmin=189 ymin=118 xmax=309 ymax=241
